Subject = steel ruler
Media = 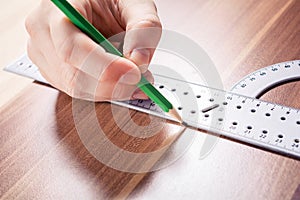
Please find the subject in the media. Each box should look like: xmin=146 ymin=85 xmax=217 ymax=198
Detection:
xmin=4 ymin=55 xmax=300 ymax=159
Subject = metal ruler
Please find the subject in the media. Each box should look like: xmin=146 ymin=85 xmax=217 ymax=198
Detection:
xmin=4 ymin=55 xmax=300 ymax=159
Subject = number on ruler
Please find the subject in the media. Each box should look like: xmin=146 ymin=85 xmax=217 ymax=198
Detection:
xmin=260 ymin=71 xmax=267 ymax=76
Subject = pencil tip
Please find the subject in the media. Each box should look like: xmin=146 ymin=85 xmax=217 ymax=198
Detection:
xmin=168 ymin=108 xmax=183 ymax=123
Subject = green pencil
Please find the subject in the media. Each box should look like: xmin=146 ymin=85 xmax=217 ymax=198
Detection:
xmin=51 ymin=0 xmax=182 ymax=121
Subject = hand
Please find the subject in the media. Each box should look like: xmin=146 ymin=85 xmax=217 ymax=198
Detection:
xmin=25 ymin=0 xmax=162 ymax=101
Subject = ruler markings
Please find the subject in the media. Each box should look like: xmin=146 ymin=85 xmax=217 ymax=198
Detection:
xmin=3 ymin=54 xmax=300 ymax=159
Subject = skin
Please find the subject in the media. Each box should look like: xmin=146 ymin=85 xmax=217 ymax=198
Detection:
xmin=25 ymin=0 xmax=162 ymax=101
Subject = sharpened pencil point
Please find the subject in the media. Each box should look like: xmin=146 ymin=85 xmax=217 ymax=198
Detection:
xmin=168 ymin=108 xmax=182 ymax=123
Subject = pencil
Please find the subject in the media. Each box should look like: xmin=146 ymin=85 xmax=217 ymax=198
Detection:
xmin=51 ymin=0 xmax=182 ymax=122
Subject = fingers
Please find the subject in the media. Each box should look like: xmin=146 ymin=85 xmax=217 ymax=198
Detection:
xmin=69 ymin=70 xmax=140 ymax=101
xmin=119 ymin=0 xmax=161 ymax=31
xmin=28 ymin=37 xmax=140 ymax=101
xmin=118 ymin=0 xmax=162 ymax=73
xmin=28 ymin=33 xmax=142 ymax=101
xmin=25 ymin=0 xmax=146 ymax=101
xmin=48 ymin=8 xmax=143 ymax=84
xmin=49 ymin=15 xmax=104 ymax=79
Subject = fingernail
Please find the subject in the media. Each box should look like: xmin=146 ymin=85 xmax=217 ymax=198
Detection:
xmin=130 ymin=49 xmax=150 ymax=73
xmin=120 ymin=70 xmax=140 ymax=84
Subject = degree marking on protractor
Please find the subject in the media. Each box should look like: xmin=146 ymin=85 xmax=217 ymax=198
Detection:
xmin=230 ymin=60 xmax=300 ymax=98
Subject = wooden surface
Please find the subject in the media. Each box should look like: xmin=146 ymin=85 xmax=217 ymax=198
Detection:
xmin=1 ymin=0 xmax=300 ymax=199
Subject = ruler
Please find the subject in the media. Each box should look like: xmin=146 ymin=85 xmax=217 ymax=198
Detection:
xmin=4 ymin=55 xmax=300 ymax=159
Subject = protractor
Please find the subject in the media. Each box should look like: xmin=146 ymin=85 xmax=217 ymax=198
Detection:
xmin=230 ymin=60 xmax=300 ymax=98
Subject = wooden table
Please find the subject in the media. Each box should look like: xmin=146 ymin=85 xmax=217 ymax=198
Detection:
xmin=1 ymin=0 xmax=300 ymax=199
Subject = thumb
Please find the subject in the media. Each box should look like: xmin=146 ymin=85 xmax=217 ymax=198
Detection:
xmin=119 ymin=0 xmax=162 ymax=73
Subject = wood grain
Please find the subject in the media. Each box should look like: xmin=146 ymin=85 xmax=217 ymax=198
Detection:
xmin=0 ymin=84 xmax=185 ymax=199
xmin=0 ymin=0 xmax=300 ymax=199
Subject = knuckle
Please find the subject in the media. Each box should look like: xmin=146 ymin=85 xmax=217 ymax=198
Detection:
xmin=25 ymin=15 xmax=35 ymax=36
xmin=143 ymin=15 xmax=162 ymax=29
xmin=126 ymin=15 xmax=162 ymax=30
xmin=25 ymin=6 xmax=44 ymax=37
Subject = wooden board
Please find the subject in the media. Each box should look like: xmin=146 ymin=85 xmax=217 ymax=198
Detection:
xmin=0 ymin=0 xmax=300 ymax=199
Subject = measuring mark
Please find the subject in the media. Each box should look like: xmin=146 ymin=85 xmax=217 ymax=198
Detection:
xmin=202 ymin=104 xmax=220 ymax=113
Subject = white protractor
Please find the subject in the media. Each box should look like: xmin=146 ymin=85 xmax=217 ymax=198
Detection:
xmin=231 ymin=60 xmax=300 ymax=98
xmin=4 ymin=55 xmax=300 ymax=159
